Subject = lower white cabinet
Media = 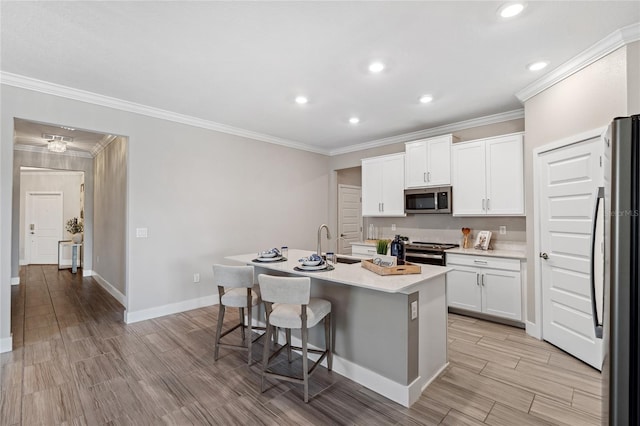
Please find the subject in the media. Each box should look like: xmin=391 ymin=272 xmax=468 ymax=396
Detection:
xmin=351 ymin=242 xmax=377 ymax=258
xmin=446 ymin=254 xmax=522 ymax=322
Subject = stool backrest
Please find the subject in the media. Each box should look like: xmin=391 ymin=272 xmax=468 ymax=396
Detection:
xmin=258 ymin=274 xmax=310 ymax=305
xmin=213 ymin=264 xmax=254 ymax=288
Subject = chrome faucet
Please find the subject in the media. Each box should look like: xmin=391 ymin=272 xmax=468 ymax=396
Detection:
xmin=317 ymin=224 xmax=332 ymax=256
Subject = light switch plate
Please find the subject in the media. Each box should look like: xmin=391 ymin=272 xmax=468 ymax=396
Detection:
xmin=499 ymin=226 xmax=507 ymax=235
xmin=411 ymin=301 xmax=418 ymax=320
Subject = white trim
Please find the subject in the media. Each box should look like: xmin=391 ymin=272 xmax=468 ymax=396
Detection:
xmin=11 ymin=277 xmax=19 ymax=286
xmin=284 ymin=331 xmax=447 ymax=407
xmin=532 ymin=126 xmax=607 ymax=342
xmin=20 ymin=169 xmax=85 ymax=177
xmin=91 ymin=272 xmax=127 ymax=307
xmin=0 ymin=336 xmax=12 ymax=353
xmin=329 ymin=109 xmax=524 ymax=156
xmin=83 ymin=269 xmax=94 ymax=277
xmin=124 ymin=294 xmax=218 ymax=324
xmin=1 ymin=71 xmax=326 ymax=155
xmin=516 ymin=23 xmax=640 ymax=102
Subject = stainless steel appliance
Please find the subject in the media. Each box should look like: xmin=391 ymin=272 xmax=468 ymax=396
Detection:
xmin=404 ymin=187 xmax=452 ymax=214
xmin=602 ymin=114 xmax=639 ymax=425
xmin=404 ymin=241 xmax=458 ymax=266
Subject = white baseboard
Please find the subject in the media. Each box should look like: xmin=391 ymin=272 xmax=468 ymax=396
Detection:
xmin=526 ymin=320 xmax=542 ymax=339
xmin=11 ymin=277 xmax=20 ymax=286
xmin=91 ymin=272 xmax=126 ymax=307
xmin=124 ymin=294 xmax=218 ymax=324
xmin=83 ymin=269 xmax=94 ymax=277
xmin=284 ymin=330 xmax=441 ymax=407
xmin=0 ymin=336 xmax=12 ymax=353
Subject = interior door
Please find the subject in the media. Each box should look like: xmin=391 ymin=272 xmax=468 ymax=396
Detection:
xmin=27 ymin=192 xmax=64 ymax=264
xmin=338 ymin=185 xmax=362 ymax=255
xmin=539 ymin=137 xmax=604 ymax=369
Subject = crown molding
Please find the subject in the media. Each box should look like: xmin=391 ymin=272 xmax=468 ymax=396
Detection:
xmin=328 ymin=109 xmax=525 ymax=156
xmin=516 ymin=23 xmax=640 ymax=103
xmin=0 ymin=72 xmax=328 ymax=155
xmin=13 ymin=143 xmax=94 ymax=158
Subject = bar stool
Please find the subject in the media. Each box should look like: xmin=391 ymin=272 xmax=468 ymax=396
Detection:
xmin=212 ymin=264 xmax=263 ymax=364
xmin=258 ymin=274 xmax=332 ymax=403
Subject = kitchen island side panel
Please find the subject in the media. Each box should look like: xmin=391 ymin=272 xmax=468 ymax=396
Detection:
xmin=253 ymin=266 xmax=414 ymax=385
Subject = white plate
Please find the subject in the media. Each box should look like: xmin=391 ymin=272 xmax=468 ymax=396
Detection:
xmin=297 ymin=263 xmax=327 ymax=271
xmin=255 ymin=256 xmax=284 ymax=262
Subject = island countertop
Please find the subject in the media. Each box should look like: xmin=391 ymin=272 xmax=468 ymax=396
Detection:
xmin=226 ymin=249 xmax=450 ymax=295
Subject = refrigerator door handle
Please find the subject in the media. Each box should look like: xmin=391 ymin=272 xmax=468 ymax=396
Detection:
xmin=590 ymin=186 xmax=605 ymax=339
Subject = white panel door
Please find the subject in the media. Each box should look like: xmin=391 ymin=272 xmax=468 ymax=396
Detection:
xmin=27 ymin=192 xmax=63 ymax=264
xmin=426 ymin=136 xmax=452 ymax=186
xmin=452 ymin=140 xmax=485 ymax=215
xmin=486 ymin=135 xmax=524 ymax=215
xmin=539 ymin=137 xmax=604 ymax=369
xmin=338 ymin=185 xmax=362 ymax=255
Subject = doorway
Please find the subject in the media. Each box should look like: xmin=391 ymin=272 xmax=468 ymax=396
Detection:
xmin=24 ymin=192 xmax=63 ymax=264
xmin=535 ymin=131 xmax=604 ymax=369
xmin=338 ymin=184 xmax=362 ymax=255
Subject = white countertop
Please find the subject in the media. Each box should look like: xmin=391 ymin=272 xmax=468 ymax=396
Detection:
xmin=446 ymin=247 xmax=526 ymax=260
xmin=226 ymin=249 xmax=450 ymax=294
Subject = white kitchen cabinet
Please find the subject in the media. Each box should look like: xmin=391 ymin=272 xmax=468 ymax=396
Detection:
xmin=446 ymin=253 xmax=522 ymax=322
xmin=405 ymin=134 xmax=453 ymax=188
xmin=451 ymin=133 xmax=524 ymax=216
xmin=361 ymin=153 xmax=406 ymax=217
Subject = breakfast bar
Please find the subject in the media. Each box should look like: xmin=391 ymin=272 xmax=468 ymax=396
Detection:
xmin=226 ymin=249 xmax=450 ymax=407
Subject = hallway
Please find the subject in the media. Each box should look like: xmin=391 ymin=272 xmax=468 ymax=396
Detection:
xmin=1 ymin=265 xmax=601 ymax=425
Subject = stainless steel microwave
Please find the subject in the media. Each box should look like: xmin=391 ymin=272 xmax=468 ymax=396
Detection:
xmin=404 ymin=187 xmax=452 ymax=214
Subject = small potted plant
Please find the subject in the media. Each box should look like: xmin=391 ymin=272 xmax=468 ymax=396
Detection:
xmin=66 ymin=217 xmax=84 ymax=243
xmin=376 ymin=239 xmax=390 ymax=255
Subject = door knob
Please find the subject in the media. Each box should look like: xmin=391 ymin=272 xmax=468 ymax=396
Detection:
xmin=340 ymin=233 xmax=346 ymax=237
xmin=539 ymin=252 xmax=549 ymax=260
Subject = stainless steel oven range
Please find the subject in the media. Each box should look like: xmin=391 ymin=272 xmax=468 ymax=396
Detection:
xmin=404 ymin=241 xmax=459 ymax=266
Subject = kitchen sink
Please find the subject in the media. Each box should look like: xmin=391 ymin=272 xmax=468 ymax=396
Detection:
xmin=336 ymin=257 xmax=361 ymax=264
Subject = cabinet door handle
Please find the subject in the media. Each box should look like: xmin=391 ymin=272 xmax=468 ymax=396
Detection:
xmin=476 ymin=273 xmax=480 ymax=286
xmin=381 ymin=203 xmax=384 ymax=212
xmin=481 ymin=274 xmax=485 ymax=286
xmin=482 ymin=199 xmax=485 ymax=211
xmin=427 ymin=172 xmax=431 ymax=182
xmin=487 ymin=199 xmax=490 ymax=211
xmin=424 ymin=172 xmax=427 ymax=182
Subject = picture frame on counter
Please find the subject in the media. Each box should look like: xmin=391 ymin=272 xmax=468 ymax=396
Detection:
xmin=474 ymin=231 xmax=492 ymax=250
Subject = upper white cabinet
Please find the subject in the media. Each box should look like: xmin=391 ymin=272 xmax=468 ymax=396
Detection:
xmin=405 ymin=134 xmax=454 ymax=188
xmin=451 ymin=133 xmax=524 ymax=216
xmin=362 ymin=153 xmax=406 ymax=217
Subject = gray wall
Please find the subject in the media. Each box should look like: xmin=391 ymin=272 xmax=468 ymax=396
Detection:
xmin=1 ymin=85 xmax=330 ymax=344
xmin=523 ymin=44 xmax=637 ymax=325
xmin=93 ymin=136 xmax=127 ymax=295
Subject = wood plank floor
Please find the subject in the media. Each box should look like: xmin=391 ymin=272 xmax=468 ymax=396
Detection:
xmin=1 ymin=265 xmax=602 ymax=425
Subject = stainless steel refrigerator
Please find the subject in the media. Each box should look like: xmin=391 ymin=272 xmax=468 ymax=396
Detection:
xmin=602 ymin=114 xmax=639 ymax=425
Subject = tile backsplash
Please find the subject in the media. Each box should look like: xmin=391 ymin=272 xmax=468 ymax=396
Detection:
xmin=364 ymin=214 xmax=526 ymax=250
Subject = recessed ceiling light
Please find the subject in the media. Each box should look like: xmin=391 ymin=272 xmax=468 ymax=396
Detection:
xmin=295 ymin=96 xmax=308 ymax=104
xmin=498 ymin=3 xmax=525 ymax=18
xmin=368 ymin=62 xmax=385 ymax=73
xmin=419 ymin=95 xmax=434 ymax=104
xmin=528 ymin=61 xmax=548 ymax=71
xmin=349 ymin=117 xmax=360 ymax=124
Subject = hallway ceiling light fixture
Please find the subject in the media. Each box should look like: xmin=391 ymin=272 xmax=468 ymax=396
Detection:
xmin=43 ymin=133 xmax=73 ymax=153
xmin=47 ymin=139 xmax=67 ymax=153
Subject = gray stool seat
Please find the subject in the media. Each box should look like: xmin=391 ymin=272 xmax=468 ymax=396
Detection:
xmin=213 ymin=264 xmax=265 ymax=365
xmin=258 ymin=274 xmax=332 ymax=403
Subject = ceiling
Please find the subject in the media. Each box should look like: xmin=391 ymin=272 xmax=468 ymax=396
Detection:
xmin=2 ymin=1 xmax=639 ymax=155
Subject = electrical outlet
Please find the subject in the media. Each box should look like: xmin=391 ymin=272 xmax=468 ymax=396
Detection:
xmin=193 ymin=273 xmax=200 ymax=283
xmin=411 ymin=301 xmax=418 ymax=320
xmin=96 ymin=255 xmax=100 ymax=263
xmin=391 ymin=224 xmax=396 ymax=231
xmin=499 ymin=226 xmax=507 ymax=235
xmin=136 ymin=228 xmax=148 ymax=238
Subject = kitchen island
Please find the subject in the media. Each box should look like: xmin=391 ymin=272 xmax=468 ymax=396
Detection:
xmin=226 ymin=249 xmax=450 ymax=407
